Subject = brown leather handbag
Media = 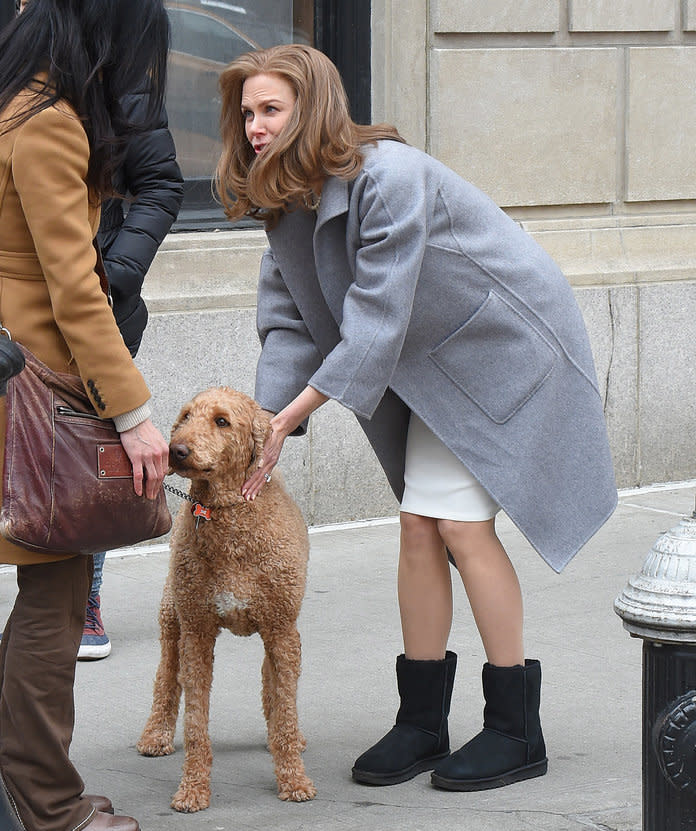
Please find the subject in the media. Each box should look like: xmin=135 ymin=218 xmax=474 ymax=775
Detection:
xmin=0 ymin=343 xmax=171 ymax=555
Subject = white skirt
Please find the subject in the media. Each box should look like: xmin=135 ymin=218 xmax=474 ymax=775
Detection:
xmin=400 ymin=414 xmax=500 ymax=521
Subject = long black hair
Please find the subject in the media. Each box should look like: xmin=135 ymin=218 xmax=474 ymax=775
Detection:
xmin=0 ymin=0 xmax=170 ymax=197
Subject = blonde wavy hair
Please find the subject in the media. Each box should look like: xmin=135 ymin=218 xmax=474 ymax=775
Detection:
xmin=215 ymin=44 xmax=405 ymax=225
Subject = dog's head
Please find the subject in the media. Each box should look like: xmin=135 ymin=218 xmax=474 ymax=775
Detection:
xmin=168 ymin=387 xmax=269 ymax=484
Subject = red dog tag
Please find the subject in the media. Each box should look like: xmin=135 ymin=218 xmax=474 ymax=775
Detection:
xmin=192 ymin=503 xmax=212 ymax=529
xmin=192 ymin=503 xmax=211 ymax=520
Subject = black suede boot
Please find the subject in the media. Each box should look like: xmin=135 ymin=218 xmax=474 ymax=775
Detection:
xmin=352 ymin=651 xmax=457 ymax=785
xmin=0 ymin=777 xmax=24 ymax=831
xmin=431 ymin=659 xmax=547 ymax=791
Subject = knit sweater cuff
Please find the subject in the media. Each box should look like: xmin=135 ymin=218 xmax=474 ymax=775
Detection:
xmin=113 ymin=402 xmax=152 ymax=433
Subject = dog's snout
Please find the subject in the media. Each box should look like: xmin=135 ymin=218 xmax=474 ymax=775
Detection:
xmin=169 ymin=443 xmax=190 ymax=464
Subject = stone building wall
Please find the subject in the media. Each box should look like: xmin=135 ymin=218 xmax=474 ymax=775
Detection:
xmin=372 ymin=0 xmax=696 ymax=489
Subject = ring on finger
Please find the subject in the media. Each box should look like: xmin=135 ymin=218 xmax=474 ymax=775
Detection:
xmin=264 ymin=472 xmax=272 ymax=483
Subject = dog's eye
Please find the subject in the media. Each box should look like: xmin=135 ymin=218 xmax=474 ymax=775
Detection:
xmin=215 ymin=417 xmax=230 ymax=428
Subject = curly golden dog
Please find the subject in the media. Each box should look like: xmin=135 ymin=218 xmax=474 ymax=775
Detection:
xmin=136 ymin=387 xmax=315 ymax=810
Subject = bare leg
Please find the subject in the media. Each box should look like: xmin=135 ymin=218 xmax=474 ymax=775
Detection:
xmin=438 ymin=518 xmax=524 ymax=667
xmin=430 ymin=526 xmax=544 ymax=791
xmin=353 ymin=517 xmax=456 ymax=785
xmin=398 ymin=512 xmax=452 ymax=660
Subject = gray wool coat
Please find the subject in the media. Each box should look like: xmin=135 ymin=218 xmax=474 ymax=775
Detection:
xmin=254 ymin=140 xmax=617 ymax=572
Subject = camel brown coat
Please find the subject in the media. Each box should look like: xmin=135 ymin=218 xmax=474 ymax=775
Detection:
xmin=0 ymin=90 xmax=151 ymax=565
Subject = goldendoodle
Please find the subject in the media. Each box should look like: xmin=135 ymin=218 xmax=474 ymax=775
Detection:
xmin=136 ymin=387 xmax=316 ymax=810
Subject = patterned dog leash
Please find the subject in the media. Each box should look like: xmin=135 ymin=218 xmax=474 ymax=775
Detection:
xmin=163 ymin=480 xmax=212 ymax=529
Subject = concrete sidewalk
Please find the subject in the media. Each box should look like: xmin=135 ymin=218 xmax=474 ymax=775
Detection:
xmin=2 ymin=482 xmax=695 ymax=831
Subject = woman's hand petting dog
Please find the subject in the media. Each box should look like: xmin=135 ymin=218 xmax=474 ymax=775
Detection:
xmin=242 ymin=387 xmax=328 ymax=501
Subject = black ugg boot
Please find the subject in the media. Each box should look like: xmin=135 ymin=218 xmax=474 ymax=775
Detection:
xmin=431 ymin=659 xmax=547 ymax=791
xmin=352 ymin=651 xmax=457 ymax=785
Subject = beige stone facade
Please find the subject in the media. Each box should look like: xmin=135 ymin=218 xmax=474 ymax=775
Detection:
xmin=141 ymin=2 xmax=696 ymax=527
xmin=372 ymin=0 xmax=696 ymax=491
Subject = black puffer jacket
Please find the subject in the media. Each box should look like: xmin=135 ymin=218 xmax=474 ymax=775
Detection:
xmin=97 ymin=94 xmax=184 ymax=356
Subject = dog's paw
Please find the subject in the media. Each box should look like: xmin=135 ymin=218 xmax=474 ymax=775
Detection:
xmin=136 ymin=732 xmax=175 ymax=757
xmin=171 ymin=782 xmax=211 ymax=813
xmin=277 ymin=776 xmax=317 ymax=802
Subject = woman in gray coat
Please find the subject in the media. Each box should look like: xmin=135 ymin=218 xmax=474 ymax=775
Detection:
xmin=216 ymin=45 xmax=617 ymax=793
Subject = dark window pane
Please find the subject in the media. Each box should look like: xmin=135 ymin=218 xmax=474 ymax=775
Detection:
xmin=314 ymin=0 xmax=371 ymax=124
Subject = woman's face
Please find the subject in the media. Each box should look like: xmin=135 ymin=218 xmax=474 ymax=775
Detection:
xmin=241 ymin=72 xmax=296 ymax=155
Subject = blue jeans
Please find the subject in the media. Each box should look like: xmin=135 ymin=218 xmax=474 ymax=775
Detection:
xmin=90 ymin=552 xmax=106 ymax=600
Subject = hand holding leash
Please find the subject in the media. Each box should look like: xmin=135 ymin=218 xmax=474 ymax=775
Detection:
xmin=120 ymin=418 xmax=169 ymax=499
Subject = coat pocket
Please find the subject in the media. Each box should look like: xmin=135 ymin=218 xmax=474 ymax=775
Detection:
xmin=428 ymin=290 xmax=557 ymax=424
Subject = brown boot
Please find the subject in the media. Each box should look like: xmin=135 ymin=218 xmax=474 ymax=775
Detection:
xmin=84 ymin=794 xmax=114 ymax=814
xmin=82 ymin=811 xmax=140 ymax=831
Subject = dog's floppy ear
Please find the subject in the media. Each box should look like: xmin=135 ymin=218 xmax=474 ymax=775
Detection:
xmin=250 ymin=408 xmax=272 ymax=468
xmin=170 ymin=404 xmax=191 ymax=437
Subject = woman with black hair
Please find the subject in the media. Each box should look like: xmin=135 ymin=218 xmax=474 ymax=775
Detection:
xmin=0 ymin=2 xmax=171 ymax=829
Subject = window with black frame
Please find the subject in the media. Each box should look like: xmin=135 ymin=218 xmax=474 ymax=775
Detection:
xmin=0 ymin=0 xmax=371 ymax=230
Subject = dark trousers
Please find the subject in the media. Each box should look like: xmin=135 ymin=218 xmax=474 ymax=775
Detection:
xmin=0 ymin=556 xmax=96 ymax=831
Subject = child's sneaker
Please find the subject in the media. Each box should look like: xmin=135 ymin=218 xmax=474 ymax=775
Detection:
xmin=78 ymin=594 xmax=111 ymax=660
